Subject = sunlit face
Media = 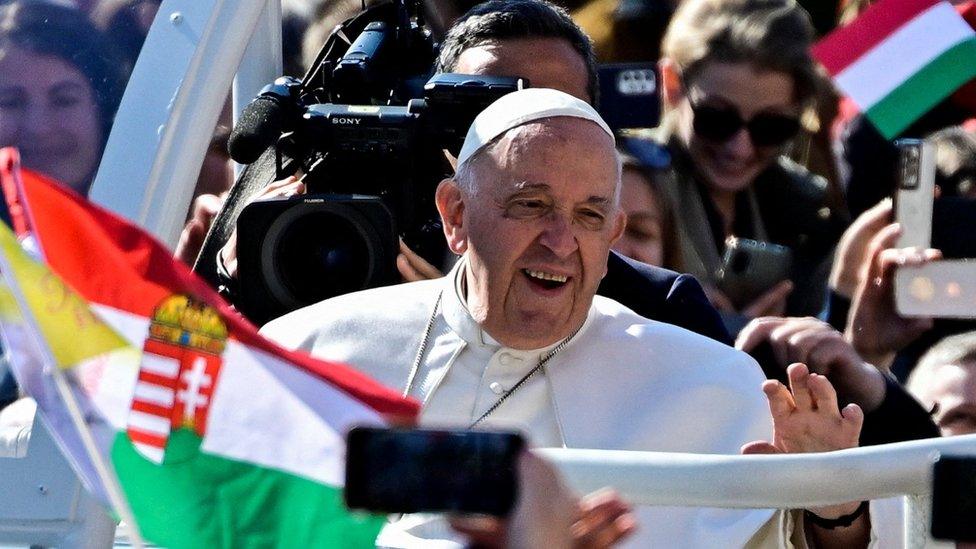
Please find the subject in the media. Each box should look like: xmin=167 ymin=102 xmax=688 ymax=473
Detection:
xmin=453 ymin=37 xmax=590 ymax=103
xmin=672 ymin=61 xmax=799 ymax=194
xmin=914 ymin=361 xmax=976 ymax=437
xmin=0 ymin=47 xmax=103 ymax=195
xmin=438 ymin=118 xmax=624 ymax=350
xmin=613 ymin=166 xmax=665 ymax=266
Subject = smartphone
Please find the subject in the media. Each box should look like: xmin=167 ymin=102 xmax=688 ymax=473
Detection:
xmin=344 ymin=427 xmax=525 ymax=516
xmin=597 ymin=63 xmax=661 ymax=133
xmin=715 ymin=237 xmax=793 ymax=309
xmin=894 ymin=138 xmax=976 ymax=318
xmin=931 ymin=455 xmax=976 ymax=542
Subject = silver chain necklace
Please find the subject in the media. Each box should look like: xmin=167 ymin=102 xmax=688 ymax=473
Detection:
xmin=402 ymin=290 xmax=583 ymax=428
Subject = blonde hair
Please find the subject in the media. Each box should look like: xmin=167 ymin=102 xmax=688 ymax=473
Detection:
xmin=661 ymin=0 xmax=820 ymax=113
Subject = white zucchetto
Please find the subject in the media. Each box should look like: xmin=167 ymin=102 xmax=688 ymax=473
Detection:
xmin=456 ymin=88 xmax=614 ymax=171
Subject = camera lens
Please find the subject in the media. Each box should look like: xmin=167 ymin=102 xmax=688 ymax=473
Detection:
xmin=274 ymin=211 xmax=373 ymax=303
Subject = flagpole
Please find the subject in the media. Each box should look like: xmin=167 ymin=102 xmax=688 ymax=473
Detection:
xmin=0 ymin=257 xmax=146 ymax=548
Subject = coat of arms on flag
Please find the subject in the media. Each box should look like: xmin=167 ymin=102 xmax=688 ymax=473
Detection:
xmin=127 ymin=295 xmax=228 ymax=463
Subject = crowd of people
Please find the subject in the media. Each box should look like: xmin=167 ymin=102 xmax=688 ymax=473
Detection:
xmin=2 ymin=0 xmax=976 ymax=546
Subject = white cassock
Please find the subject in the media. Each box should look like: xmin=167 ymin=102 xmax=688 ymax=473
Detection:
xmin=262 ymin=260 xmax=810 ymax=547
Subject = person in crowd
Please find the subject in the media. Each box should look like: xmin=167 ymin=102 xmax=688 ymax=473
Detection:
xmin=908 ymin=331 xmax=976 ymax=437
xmin=652 ymin=0 xmax=847 ymax=323
xmin=262 ymin=88 xmax=873 ymax=548
xmin=0 ymin=0 xmax=126 ymax=196
xmin=204 ymin=0 xmax=730 ymax=345
xmin=611 ymin=148 xmax=682 ymax=270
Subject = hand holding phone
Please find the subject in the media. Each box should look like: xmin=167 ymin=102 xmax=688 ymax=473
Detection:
xmin=715 ymin=237 xmax=793 ymax=310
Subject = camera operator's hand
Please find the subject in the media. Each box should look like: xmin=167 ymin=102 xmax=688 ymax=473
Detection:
xmin=829 ymin=199 xmax=892 ymax=299
xmin=736 ymin=316 xmax=886 ymax=412
xmin=218 ymin=176 xmax=305 ymax=279
xmin=397 ymin=239 xmax=444 ymax=282
xmin=845 ymin=223 xmax=941 ymax=370
xmin=175 ymin=193 xmax=224 ymax=266
xmin=450 ymin=451 xmax=636 ymax=549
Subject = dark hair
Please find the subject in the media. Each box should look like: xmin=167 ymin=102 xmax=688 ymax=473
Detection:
xmin=619 ymin=150 xmax=683 ymax=271
xmin=435 ymin=0 xmax=598 ymax=105
xmin=90 ymin=0 xmax=162 ymax=69
xmin=0 ymin=1 xmax=128 ymax=143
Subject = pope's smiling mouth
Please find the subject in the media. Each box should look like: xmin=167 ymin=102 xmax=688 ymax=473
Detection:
xmin=522 ymin=268 xmax=569 ymax=290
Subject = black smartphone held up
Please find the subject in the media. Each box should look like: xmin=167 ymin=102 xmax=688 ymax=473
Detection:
xmin=931 ymin=455 xmax=976 ymax=542
xmin=715 ymin=237 xmax=793 ymax=309
xmin=597 ymin=63 xmax=661 ymax=133
xmin=344 ymin=427 xmax=525 ymax=516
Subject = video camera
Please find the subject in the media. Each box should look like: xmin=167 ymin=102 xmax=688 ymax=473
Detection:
xmin=223 ymin=0 xmax=525 ymax=325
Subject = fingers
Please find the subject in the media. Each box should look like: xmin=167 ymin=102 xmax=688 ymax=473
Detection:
xmin=449 ymin=516 xmax=505 ymax=547
xmin=761 ymin=379 xmax=795 ymax=421
xmin=174 ymin=218 xmax=206 ymax=265
xmin=573 ymin=489 xmax=637 ymax=548
xmin=767 ymin=317 xmax=825 ymax=367
xmin=189 ymin=193 xmax=223 ymax=224
xmin=807 ymin=372 xmax=840 ymax=414
xmin=703 ymin=284 xmax=736 ymax=313
xmin=397 ymin=240 xmax=444 ymax=282
xmin=841 ymin=403 xmax=865 ymax=435
xmin=786 ymin=362 xmax=813 ymax=410
xmin=257 ymin=176 xmax=305 ymax=199
xmin=830 ymin=199 xmax=892 ymax=297
xmin=742 ymin=280 xmax=793 ymax=318
xmin=735 ymin=316 xmax=786 ymax=352
xmin=740 ymin=441 xmax=782 ymax=455
xmin=862 ymin=223 xmax=902 ymax=282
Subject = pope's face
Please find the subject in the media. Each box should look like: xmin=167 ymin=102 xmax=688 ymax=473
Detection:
xmin=439 ymin=118 xmax=624 ymax=349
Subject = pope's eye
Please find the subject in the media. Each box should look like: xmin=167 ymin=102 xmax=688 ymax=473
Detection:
xmin=506 ymin=199 xmax=549 ymax=217
xmin=577 ymin=209 xmax=606 ymax=229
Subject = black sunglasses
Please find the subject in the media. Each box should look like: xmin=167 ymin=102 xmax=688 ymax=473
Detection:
xmin=690 ymin=102 xmax=801 ymax=147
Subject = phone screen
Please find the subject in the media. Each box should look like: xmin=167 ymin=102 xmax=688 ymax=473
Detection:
xmin=345 ymin=427 xmax=524 ymax=516
xmin=931 ymin=455 xmax=976 ymax=542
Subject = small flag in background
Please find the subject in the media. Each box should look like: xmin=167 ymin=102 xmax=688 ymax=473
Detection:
xmin=813 ymin=0 xmax=976 ymax=139
xmin=0 ymin=148 xmax=420 ymax=548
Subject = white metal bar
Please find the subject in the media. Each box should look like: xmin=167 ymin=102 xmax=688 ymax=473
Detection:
xmin=233 ymin=0 xmax=282 ymax=120
xmin=233 ymin=0 xmax=283 ymax=177
xmin=90 ymin=0 xmax=270 ymax=249
xmin=538 ymin=435 xmax=976 ymax=508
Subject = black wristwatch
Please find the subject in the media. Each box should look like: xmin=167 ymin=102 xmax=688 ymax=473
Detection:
xmin=804 ymin=500 xmax=869 ymax=529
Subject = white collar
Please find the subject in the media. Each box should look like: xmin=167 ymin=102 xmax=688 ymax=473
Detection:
xmin=441 ymin=256 xmax=595 ymax=358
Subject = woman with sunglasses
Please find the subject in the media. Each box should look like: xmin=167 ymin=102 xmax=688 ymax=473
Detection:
xmin=653 ymin=0 xmax=847 ymax=325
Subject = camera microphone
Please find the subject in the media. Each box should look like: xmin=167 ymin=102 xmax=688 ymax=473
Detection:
xmin=228 ymin=77 xmax=302 ymax=164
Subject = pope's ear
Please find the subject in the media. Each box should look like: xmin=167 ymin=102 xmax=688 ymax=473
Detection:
xmin=658 ymin=58 xmax=684 ymax=109
xmin=435 ymin=178 xmax=467 ymax=255
xmin=609 ymin=209 xmax=626 ymax=247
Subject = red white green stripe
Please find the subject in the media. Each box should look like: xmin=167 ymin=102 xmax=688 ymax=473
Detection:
xmin=0 ymin=157 xmax=419 ymax=547
xmin=813 ymin=0 xmax=976 ymax=138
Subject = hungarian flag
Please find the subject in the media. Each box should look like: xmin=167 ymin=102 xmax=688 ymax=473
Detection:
xmin=813 ymin=0 xmax=976 ymax=138
xmin=0 ymin=148 xmax=419 ymax=547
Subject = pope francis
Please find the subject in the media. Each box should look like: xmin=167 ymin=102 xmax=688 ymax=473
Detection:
xmin=261 ymin=89 xmax=871 ymax=548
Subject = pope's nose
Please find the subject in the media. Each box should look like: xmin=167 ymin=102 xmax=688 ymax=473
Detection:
xmin=538 ymin=213 xmax=579 ymax=258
